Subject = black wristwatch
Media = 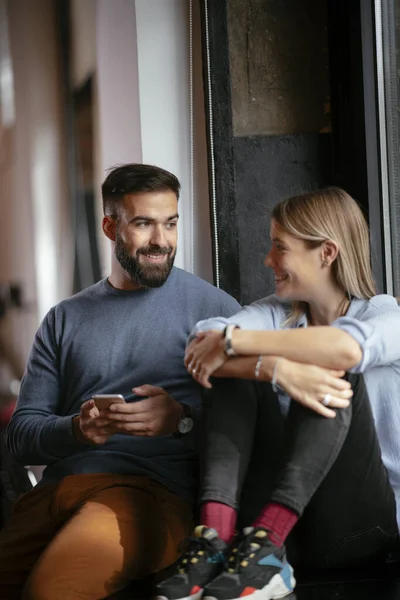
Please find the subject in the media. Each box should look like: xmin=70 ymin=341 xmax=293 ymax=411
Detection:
xmin=173 ymin=403 xmax=194 ymax=437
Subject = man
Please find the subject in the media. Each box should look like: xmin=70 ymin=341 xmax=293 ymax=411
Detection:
xmin=0 ymin=163 xmax=240 ymax=600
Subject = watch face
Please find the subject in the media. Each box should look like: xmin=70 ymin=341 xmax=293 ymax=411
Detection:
xmin=178 ymin=417 xmax=193 ymax=434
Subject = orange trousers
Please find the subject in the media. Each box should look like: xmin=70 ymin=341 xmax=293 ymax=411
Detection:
xmin=0 ymin=473 xmax=193 ymax=600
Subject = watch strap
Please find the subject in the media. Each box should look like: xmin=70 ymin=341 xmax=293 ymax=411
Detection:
xmin=180 ymin=402 xmax=192 ymax=419
xmin=223 ymin=324 xmax=239 ymax=357
xmin=173 ymin=403 xmax=193 ymax=438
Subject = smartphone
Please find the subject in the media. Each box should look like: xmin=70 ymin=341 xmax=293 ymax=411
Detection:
xmin=92 ymin=394 xmax=126 ymax=410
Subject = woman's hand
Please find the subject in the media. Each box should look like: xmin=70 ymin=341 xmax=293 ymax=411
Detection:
xmin=276 ymin=357 xmax=353 ymax=418
xmin=184 ymin=330 xmax=228 ymax=388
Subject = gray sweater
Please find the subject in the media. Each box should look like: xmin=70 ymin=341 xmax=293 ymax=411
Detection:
xmin=7 ymin=267 xmax=240 ymax=503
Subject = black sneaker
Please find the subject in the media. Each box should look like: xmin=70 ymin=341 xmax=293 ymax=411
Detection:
xmin=155 ymin=526 xmax=228 ymax=600
xmin=203 ymin=527 xmax=295 ymax=600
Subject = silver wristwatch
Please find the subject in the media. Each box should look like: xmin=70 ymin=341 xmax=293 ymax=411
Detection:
xmin=174 ymin=403 xmax=194 ymax=437
xmin=223 ymin=324 xmax=238 ymax=357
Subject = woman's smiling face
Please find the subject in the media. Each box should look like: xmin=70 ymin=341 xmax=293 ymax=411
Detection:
xmin=264 ymin=219 xmax=324 ymax=302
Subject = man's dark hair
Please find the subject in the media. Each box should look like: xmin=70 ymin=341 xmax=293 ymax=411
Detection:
xmin=101 ymin=163 xmax=181 ymax=215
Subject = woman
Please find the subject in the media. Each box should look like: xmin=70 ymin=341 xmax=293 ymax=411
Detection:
xmin=155 ymin=188 xmax=400 ymax=600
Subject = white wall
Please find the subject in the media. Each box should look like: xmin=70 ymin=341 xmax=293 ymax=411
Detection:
xmin=0 ymin=0 xmax=72 ymax=389
xmin=8 ymin=0 xmax=72 ymax=322
xmin=135 ymin=0 xmax=191 ymax=272
xmin=96 ymin=0 xmax=143 ymax=276
xmin=1 ymin=0 xmax=213 ymax=337
xmin=91 ymin=0 xmax=213 ymax=282
xmin=0 ymin=16 xmax=27 ymax=382
xmin=135 ymin=0 xmax=212 ymax=281
xmin=0 ymin=0 xmax=214 ymax=389
xmin=70 ymin=0 xmax=97 ymax=89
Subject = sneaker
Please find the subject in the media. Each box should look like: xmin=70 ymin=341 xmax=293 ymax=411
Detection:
xmin=203 ymin=527 xmax=295 ymax=600
xmin=155 ymin=526 xmax=228 ymax=600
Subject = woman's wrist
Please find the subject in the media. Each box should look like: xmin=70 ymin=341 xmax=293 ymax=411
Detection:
xmin=231 ymin=328 xmax=269 ymax=357
xmin=273 ymin=356 xmax=289 ymax=389
xmin=258 ymin=355 xmax=279 ymax=382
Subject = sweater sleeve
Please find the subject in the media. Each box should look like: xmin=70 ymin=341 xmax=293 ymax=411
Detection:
xmin=332 ymin=302 xmax=400 ymax=373
xmin=6 ymin=308 xmax=88 ymax=465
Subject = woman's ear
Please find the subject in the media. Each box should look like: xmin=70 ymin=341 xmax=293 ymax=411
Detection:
xmin=321 ymin=240 xmax=339 ymax=267
xmin=102 ymin=215 xmax=116 ymax=242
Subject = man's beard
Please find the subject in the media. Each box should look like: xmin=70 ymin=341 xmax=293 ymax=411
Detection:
xmin=115 ymin=232 xmax=175 ymax=288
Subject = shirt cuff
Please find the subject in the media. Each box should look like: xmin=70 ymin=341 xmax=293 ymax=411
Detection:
xmin=44 ymin=415 xmax=90 ymax=459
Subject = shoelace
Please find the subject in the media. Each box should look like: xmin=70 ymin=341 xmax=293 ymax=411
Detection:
xmin=226 ymin=531 xmax=273 ymax=574
xmin=177 ymin=535 xmax=218 ymax=573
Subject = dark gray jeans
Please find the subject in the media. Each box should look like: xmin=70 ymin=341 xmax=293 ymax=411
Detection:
xmin=200 ymin=374 xmax=399 ymax=568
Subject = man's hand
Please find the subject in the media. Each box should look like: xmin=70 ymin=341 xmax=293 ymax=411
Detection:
xmin=72 ymin=399 xmax=117 ymax=445
xmin=101 ymin=385 xmax=184 ymax=436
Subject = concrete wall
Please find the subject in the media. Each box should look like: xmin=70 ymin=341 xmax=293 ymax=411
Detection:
xmin=223 ymin=0 xmax=333 ymax=302
xmin=228 ymin=0 xmax=330 ymax=136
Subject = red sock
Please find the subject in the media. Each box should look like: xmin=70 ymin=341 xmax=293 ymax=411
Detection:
xmin=200 ymin=501 xmax=237 ymax=544
xmin=253 ymin=502 xmax=299 ymax=547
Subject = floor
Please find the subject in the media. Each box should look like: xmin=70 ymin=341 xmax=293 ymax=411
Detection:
xmin=294 ymin=562 xmax=400 ymax=600
xmin=295 ymin=582 xmax=400 ymax=600
xmin=294 ymin=579 xmax=400 ymax=599
xmin=120 ymin=561 xmax=400 ymax=600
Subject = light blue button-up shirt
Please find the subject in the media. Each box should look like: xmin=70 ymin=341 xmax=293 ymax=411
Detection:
xmin=193 ymin=294 xmax=400 ymax=529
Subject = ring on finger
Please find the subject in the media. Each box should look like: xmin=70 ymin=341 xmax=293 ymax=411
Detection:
xmin=322 ymin=393 xmax=332 ymax=407
xmin=192 ymin=368 xmax=197 ymax=375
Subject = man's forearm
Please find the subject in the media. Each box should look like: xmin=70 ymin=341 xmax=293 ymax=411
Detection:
xmin=7 ymin=412 xmax=88 ymax=465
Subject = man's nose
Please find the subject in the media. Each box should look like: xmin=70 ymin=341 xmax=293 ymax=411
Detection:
xmin=150 ymin=225 xmax=166 ymax=246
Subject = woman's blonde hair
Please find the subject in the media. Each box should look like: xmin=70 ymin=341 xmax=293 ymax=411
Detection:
xmin=271 ymin=187 xmax=377 ymax=324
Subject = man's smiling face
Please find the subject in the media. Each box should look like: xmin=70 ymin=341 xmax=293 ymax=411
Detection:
xmin=113 ymin=190 xmax=178 ymax=288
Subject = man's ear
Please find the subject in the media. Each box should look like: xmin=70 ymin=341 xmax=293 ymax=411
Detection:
xmin=102 ymin=215 xmax=116 ymax=242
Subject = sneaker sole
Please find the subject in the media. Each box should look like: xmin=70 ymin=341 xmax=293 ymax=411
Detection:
xmin=203 ymin=566 xmax=296 ymax=600
xmin=154 ymin=590 xmax=204 ymax=600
